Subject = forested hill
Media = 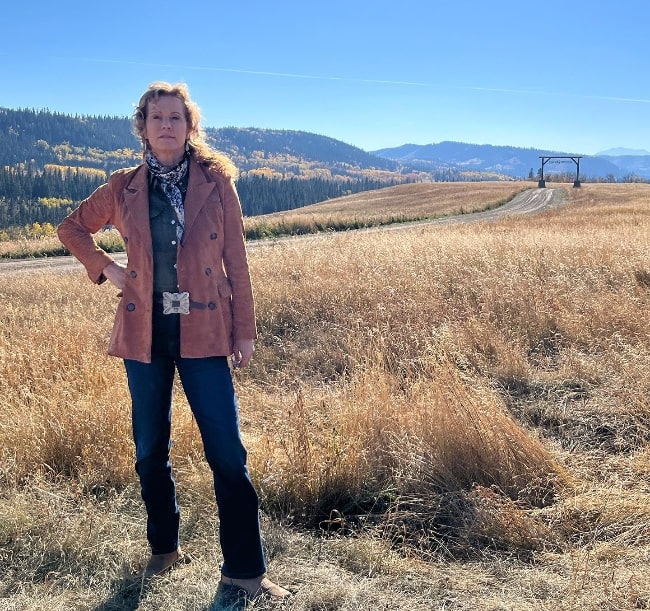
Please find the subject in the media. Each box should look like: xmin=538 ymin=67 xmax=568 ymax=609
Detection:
xmin=0 ymin=107 xmax=418 ymax=232
xmin=212 ymin=127 xmax=397 ymax=170
xmin=0 ymin=108 xmax=139 ymax=170
xmin=0 ymin=107 xmax=400 ymax=176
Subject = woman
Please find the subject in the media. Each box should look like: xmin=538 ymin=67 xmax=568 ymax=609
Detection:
xmin=57 ymin=82 xmax=289 ymax=600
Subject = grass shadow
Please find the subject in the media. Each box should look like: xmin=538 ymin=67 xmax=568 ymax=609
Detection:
xmin=204 ymin=582 xmax=250 ymax=610
xmin=91 ymin=575 xmax=143 ymax=611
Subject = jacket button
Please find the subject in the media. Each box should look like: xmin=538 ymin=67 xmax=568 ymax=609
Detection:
xmin=208 ymin=302 xmax=216 ymax=310
xmin=210 ymin=232 xmax=218 ymax=240
xmin=126 ymin=303 xmax=136 ymax=311
xmin=205 ymin=267 xmax=212 ymax=275
xmin=124 ymin=236 xmax=129 ymax=243
xmin=130 ymin=270 xmax=137 ymax=278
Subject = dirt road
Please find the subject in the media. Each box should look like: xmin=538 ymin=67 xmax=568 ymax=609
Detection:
xmin=0 ymin=188 xmax=566 ymax=275
xmin=388 ymin=186 xmax=565 ymax=229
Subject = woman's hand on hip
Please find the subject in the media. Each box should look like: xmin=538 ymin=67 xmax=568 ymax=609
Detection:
xmin=103 ymin=261 xmax=127 ymax=290
xmin=232 ymin=339 xmax=255 ymax=369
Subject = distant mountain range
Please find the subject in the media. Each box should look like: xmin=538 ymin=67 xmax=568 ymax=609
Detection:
xmin=372 ymin=142 xmax=650 ymax=181
xmin=596 ymin=147 xmax=650 ymax=157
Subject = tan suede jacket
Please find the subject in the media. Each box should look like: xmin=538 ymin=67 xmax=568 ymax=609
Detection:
xmin=57 ymin=156 xmax=256 ymax=363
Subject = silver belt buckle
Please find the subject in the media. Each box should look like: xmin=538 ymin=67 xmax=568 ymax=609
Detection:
xmin=162 ymin=291 xmax=190 ymax=315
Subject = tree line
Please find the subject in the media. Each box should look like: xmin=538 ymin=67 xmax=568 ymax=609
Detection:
xmin=0 ymin=107 xmax=137 ymax=170
xmin=0 ymin=167 xmax=408 ymax=232
xmin=0 ymin=164 xmax=107 ymax=229
xmin=237 ymin=174 xmax=405 ymax=216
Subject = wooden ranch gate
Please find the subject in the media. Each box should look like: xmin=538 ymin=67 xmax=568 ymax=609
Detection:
xmin=538 ymin=155 xmax=583 ymax=188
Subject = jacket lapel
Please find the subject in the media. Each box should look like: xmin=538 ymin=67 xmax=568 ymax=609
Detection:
xmin=182 ymin=158 xmax=217 ymax=245
xmin=122 ymin=165 xmax=153 ymax=255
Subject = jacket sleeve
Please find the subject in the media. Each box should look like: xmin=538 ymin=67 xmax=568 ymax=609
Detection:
xmin=219 ymin=175 xmax=257 ymax=341
xmin=57 ymin=177 xmax=120 ymax=284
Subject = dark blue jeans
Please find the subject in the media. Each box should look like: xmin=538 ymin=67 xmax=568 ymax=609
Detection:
xmin=123 ymin=351 xmax=267 ymax=579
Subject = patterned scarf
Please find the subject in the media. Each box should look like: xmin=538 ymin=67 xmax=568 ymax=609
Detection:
xmin=145 ymin=151 xmax=189 ymax=241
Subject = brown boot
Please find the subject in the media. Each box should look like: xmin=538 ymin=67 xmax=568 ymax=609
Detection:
xmin=143 ymin=548 xmax=184 ymax=578
xmin=220 ymin=574 xmax=291 ymax=600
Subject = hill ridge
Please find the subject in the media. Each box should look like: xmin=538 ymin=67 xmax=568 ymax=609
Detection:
xmin=3 ymin=106 xmax=648 ymax=181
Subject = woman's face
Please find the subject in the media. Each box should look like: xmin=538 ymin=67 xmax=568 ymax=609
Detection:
xmin=144 ymin=94 xmax=191 ymax=166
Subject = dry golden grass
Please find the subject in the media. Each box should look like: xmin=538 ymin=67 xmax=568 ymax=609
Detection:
xmin=0 ymin=229 xmax=125 ymax=259
xmin=1 ymin=182 xmax=649 ymax=609
xmin=263 ymin=181 xmax=525 ymax=219
xmin=245 ymin=181 xmax=527 ymax=236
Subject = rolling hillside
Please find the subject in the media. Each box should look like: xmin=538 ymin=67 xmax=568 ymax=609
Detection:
xmin=0 ymin=108 xmax=405 ymax=179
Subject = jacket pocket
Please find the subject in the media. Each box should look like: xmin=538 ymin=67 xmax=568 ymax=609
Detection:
xmin=216 ymin=276 xmax=234 ymax=342
xmin=216 ymin=277 xmax=233 ymax=298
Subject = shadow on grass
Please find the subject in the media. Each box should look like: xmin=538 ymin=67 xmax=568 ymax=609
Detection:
xmin=91 ymin=575 xmax=143 ymax=611
xmin=204 ymin=583 xmax=250 ymax=610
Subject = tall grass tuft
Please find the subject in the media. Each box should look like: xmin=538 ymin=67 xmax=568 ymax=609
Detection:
xmin=250 ymin=360 xmax=568 ymax=557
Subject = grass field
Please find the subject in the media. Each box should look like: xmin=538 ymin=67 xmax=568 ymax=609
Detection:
xmin=0 ymin=181 xmax=526 ymax=258
xmin=244 ymin=181 xmax=527 ymax=238
xmin=1 ymin=182 xmax=649 ymax=610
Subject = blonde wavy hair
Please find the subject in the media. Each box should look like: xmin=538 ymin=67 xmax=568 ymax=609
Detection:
xmin=132 ymin=81 xmax=237 ymax=177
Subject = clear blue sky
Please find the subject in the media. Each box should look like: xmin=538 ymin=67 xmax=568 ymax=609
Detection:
xmin=2 ymin=0 xmax=648 ymax=155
